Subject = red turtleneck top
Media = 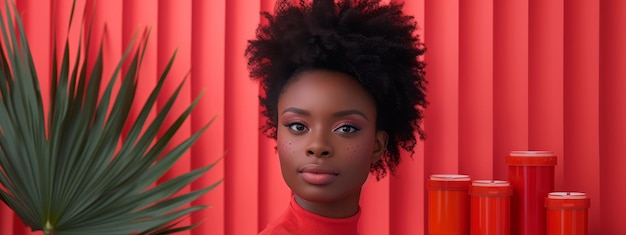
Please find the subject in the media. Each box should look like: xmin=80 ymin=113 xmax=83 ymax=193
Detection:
xmin=259 ymin=196 xmax=360 ymax=235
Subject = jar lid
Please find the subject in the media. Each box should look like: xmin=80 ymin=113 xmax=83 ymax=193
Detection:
xmin=430 ymin=174 xmax=471 ymax=181
xmin=469 ymin=180 xmax=512 ymax=196
xmin=427 ymin=174 xmax=471 ymax=190
xmin=548 ymin=192 xmax=587 ymax=199
xmin=472 ymin=180 xmax=510 ymax=187
xmin=545 ymin=192 xmax=590 ymax=209
xmin=509 ymin=150 xmax=554 ymax=156
xmin=506 ymin=150 xmax=557 ymax=166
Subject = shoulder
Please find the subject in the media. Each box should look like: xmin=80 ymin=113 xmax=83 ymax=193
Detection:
xmin=259 ymin=225 xmax=295 ymax=235
xmin=258 ymin=219 xmax=298 ymax=235
xmin=259 ymin=203 xmax=299 ymax=235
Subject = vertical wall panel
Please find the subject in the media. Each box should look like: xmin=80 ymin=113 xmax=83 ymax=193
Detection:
xmin=84 ymin=0 xmax=122 ymax=89
xmin=458 ymin=0 xmax=493 ymax=180
xmin=224 ymin=0 xmax=260 ymax=234
xmin=122 ymin=0 xmax=158 ymax=140
xmin=359 ymin=177 xmax=390 ymax=235
xmin=564 ymin=0 xmax=601 ymax=232
xmin=493 ymin=0 xmax=529 ymax=180
xmin=390 ymin=148 xmax=425 ymax=235
xmin=17 ymin=0 xmax=51 ymax=117
xmin=0 ymin=204 xmax=11 ymax=234
xmin=599 ymin=1 xmax=626 ymax=234
xmin=53 ymin=0 xmax=85 ymax=74
xmin=528 ymin=0 xmax=565 ymax=189
xmin=390 ymin=1 xmax=426 ymax=235
xmin=190 ymin=0 xmax=226 ymax=234
xmin=156 ymin=0 xmax=193 ymax=234
xmin=423 ymin=0 xmax=459 ymax=175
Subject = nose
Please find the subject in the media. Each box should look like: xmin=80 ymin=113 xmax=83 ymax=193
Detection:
xmin=306 ymin=132 xmax=333 ymax=158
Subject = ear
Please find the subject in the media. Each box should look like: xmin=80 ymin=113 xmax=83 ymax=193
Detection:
xmin=372 ymin=130 xmax=388 ymax=163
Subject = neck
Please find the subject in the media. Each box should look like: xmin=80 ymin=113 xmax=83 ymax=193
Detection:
xmin=294 ymin=191 xmax=361 ymax=218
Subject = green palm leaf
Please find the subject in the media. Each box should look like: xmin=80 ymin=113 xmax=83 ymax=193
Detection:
xmin=0 ymin=1 xmax=221 ymax=234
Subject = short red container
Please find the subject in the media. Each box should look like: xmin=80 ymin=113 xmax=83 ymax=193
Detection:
xmin=507 ymin=150 xmax=556 ymax=235
xmin=427 ymin=174 xmax=471 ymax=235
xmin=545 ymin=192 xmax=590 ymax=235
xmin=469 ymin=180 xmax=512 ymax=235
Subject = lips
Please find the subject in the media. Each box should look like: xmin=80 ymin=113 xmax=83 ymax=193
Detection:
xmin=299 ymin=164 xmax=339 ymax=185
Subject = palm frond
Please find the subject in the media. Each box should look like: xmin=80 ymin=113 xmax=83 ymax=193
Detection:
xmin=0 ymin=1 xmax=220 ymax=234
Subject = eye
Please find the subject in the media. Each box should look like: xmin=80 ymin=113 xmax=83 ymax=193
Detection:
xmin=286 ymin=122 xmax=308 ymax=133
xmin=334 ymin=124 xmax=360 ymax=134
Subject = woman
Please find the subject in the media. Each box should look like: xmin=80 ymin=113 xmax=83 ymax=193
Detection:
xmin=246 ymin=0 xmax=427 ymax=234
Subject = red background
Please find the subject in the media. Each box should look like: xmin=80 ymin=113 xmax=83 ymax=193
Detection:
xmin=1 ymin=0 xmax=624 ymax=234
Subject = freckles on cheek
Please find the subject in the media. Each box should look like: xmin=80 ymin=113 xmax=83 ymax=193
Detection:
xmin=278 ymin=140 xmax=296 ymax=156
xmin=345 ymin=145 xmax=369 ymax=159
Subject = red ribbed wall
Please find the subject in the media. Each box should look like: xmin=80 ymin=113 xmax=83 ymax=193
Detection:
xmin=1 ymin=0 xmax=624 ymax=234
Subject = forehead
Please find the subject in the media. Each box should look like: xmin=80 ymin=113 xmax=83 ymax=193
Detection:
xmin=278 ymin=70 xmax=377 ymax=113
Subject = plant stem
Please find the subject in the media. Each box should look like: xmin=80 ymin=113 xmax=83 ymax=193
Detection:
xmin=44 ymin=220 xmax=53 ymax=235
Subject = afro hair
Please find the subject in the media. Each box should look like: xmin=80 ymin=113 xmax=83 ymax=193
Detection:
xmin=245 ymin=0 xmax=427 ymax=179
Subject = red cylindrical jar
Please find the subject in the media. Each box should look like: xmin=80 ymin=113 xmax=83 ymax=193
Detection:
xmin=545 ymin=192 xmax=590 ymax=235
xmin=427 ymin=174 xmax=471 ymax=235
xmin=469 ymin=180 xmax=512 ymax=235
xmin=506 ymin=150 xmax=557 ymax=235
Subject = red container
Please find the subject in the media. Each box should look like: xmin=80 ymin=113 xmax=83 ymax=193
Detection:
xmin=427 ymin=174 xmax=471 ymax=235
xmin=469 ymin=180 xmax=512 ymax=235
xmin=506 ymin=150 xmax=556 ymax=235
xmin=545 ymin=192 xmax=590 ymax=235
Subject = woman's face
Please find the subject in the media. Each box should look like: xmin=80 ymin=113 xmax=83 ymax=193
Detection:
xmin=276 ymin=70 xmax=387 ymax=215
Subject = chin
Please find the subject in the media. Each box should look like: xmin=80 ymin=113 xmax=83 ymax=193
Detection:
xmin=294 ymin=187 xmax=336 ymax=202
xmin=296 ymin=185 xmax=360 ymax=204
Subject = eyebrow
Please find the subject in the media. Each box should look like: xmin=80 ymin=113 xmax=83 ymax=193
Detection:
xmin=333 ymin=110 xmax=369 ymax=120
xmin=281 ymin=107 xmax=369 ymax=121
xmin=281 ymin=107 xmax=310 ymax=116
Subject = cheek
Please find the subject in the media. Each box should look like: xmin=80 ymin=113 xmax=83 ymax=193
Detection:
xmin=344 ymin=145 xmax=359 ymax=159
xmin=343 ymin=143 xmax=374 ymax=185
xmin=277 ymin=138 xmax=296 ymax=157
xmin=344 ymin=143 xmax=373 ymax=161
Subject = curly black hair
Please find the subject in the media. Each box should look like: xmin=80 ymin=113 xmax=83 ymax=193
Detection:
xmin=245 ymin=0 xmax=427 ymax=179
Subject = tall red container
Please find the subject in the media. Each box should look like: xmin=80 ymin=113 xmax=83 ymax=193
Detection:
xmin=545 ymin=192 xmax=590 ymax=235
xmin=427 ymin=174 xmax=471 ymax=235
xmin=506 ymin=150 xmax=556 ymax=235
xmin=469 ymin=180 xmax=512 ymax=235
